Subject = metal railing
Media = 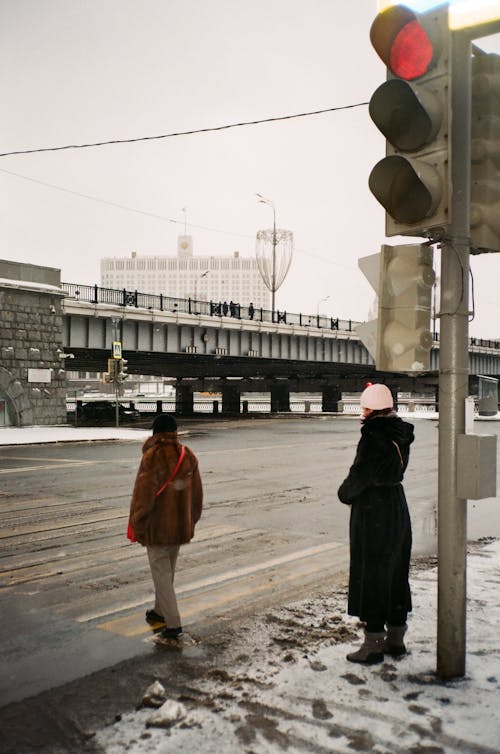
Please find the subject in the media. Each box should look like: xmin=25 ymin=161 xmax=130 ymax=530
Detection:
xmin=61 ymin=282 xmax=500 ymax=349
xmin=66 ymin=397 xmax=440 ymax=416
xmin=62 ymin=282 xmax=357 ymax=333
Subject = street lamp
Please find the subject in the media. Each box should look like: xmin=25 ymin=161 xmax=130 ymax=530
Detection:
xmin=256 ymin=193 xmax=277 ymax=314
xmin=255 ymin=193 xmax=293 ymax=318
xmin=194 ymin=269 xmax=209 ymax=301
xmin=317 ymin=295 xmax=331 ymax=315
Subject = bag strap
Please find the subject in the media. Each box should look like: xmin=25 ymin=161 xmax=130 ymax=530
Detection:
xmin=392 ymin=440 xmax=404 ymax=468
xmin=156 ymin=446 xmax=186 ymax=496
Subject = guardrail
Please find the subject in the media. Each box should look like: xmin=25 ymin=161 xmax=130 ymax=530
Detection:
xmin=61 ymin=282 xmax=500 ymax=349
xmin=66 ymin=397 xmax=439 ymax=416
xmin=61 ymin=282 xmax=359 ymax=333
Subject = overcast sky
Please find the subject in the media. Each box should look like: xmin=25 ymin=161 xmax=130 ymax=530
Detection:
xmin=1 ymin=0 xmax=499 ymax=337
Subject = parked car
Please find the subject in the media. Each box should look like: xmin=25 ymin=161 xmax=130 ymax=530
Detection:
xmin=77 ymin=400 xmax=140 ymax=424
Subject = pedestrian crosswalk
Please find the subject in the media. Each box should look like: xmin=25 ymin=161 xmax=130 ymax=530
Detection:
xmin=95 ymin=541 xmax=349 ymax=637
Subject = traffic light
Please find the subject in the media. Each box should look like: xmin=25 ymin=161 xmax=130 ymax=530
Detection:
xmin=117 ymin=358 xmax=129 ymax=382
xmin=377 ymin=243 xmax=435 ymax=373
xmin=470 ymin=51 xmax=500 ymax=253
xmin=103 ymin=358 xmax=117 ymax=383
xmin=368 ymin=4 xmax=450 ymax=237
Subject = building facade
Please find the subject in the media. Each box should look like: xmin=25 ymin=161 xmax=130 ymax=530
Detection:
xmin=100 ymin=236 xmax=271 ymax=309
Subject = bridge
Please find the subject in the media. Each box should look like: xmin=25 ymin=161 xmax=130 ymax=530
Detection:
xmin=60 ymin=282 xmax=500 ymax=415
xmin=1 ymin=259 xmax=499 ymax=425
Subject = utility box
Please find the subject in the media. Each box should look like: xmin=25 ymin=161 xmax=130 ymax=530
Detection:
xmin=457 ymin=434 xmax=497 ymax=500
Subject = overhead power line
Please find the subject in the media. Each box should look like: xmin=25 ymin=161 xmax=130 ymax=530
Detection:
xmin=0 ymin=167 xmax=253 ymax=238
xmin=0 ymin=166 xmax=359 ymax=271
xmin=0 ymin=102 xmax=369 ymax=158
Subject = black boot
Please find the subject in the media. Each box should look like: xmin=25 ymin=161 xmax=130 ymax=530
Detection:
xmin=384 ymin=623 xmax=407 ymax=657
xmin=346 ymin=630 xmax=385 ymax=665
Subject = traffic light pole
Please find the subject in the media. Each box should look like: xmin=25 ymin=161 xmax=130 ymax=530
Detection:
xmin=115 ymin=377 xmax=120 ymax=428
xmin=437 ymin=28 xmax=471 ymax=680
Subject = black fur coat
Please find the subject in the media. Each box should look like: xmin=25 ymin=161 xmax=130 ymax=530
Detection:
xmin=338 ymin=413 xmax=414 ymax=623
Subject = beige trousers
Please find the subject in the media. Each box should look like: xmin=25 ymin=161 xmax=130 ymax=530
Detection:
xmin=146 ymin=544 xmax=181 ymax=628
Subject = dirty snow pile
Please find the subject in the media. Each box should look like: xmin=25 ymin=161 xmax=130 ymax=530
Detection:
xmin=96 ymin=539 xmax=500 ymax=754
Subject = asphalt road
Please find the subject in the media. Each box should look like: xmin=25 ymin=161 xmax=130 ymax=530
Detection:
xmin=0 ymin=415 xmax=498 ymax=714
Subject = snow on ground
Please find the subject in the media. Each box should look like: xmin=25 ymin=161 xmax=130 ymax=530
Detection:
xmin=0 ymin=425 xmax=151 ymax=445
xmin=94 ymin=539 xmax=500 ymax=754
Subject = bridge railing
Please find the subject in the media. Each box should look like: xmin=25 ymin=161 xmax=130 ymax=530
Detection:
xmin=61 ymin=282 xmax=358 ymax=333
xmin=61 ymin=282 xmax=500 ymax=349
xmin=66 ymin=396 xmax=440 ymax=416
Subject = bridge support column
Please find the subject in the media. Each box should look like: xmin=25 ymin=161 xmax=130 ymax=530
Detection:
xmin=322 ymin=387 xmax=342 ymax=413
xmin=175 ymin=382 xmax=194 ymax=416
xmin=390 ymin=388 xmax=398 ymax=412
xmin=271 ymin=384 xmax=290 ymax=413
xmin=222 ymin=385 xmax=241 ymax=414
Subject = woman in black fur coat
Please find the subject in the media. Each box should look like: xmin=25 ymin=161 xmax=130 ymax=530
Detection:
xmin=338 ymin=383 xmax=414 ymax=665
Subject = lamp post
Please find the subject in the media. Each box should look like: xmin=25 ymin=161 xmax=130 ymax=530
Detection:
xmin=255 ymin=194 xmax=294 ymax=320
xmin=317 ymin=295 xmax=331 ymax=316
xmin=194 ymin=269 xmax=209 ymax=301
xmin=256 ymin=193 xmax=277 ymax=314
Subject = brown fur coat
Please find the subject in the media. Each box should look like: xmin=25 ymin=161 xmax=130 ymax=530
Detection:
xmin=128 ymin=431 xmax=203 ymax=546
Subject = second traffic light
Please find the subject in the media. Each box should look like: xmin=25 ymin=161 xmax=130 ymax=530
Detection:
xmin=471 ymin=51 xmax=500 ymax=253
xmin=377 ymin=244 xmax=435 ymax=373
xmin=117 ymin=359 xmax=129 ymax=382
xmin=368 ymin=4 xmax=450 ymax=238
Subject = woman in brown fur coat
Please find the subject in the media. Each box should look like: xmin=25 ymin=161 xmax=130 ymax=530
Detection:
xmin=128 ymin=414 xmax=203 ymax=641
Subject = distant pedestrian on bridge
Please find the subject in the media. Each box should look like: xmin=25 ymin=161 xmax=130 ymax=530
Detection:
xmin=337 ymin=383 xmax=414 ymax=665
xmin=127 ymin=414 xmax=203 ymax=642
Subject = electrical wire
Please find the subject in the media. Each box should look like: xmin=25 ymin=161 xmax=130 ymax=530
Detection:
xmin=0 ymin=167 xmax=253 ymax=238
xmin=0 ymin=166 xmax=359 ymax=271
xmin=469 ymin=265 xmax=475 ymax=322
xmin=0 ymin=102 xmax=369 ymax=158
xmin=437 ymin=237 xmax=468 ymax=317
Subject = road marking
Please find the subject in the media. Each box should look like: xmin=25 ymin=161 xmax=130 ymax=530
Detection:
xmin=0 ymin=455 xmax=96 ymax=462
xmin=0 ymin=460 xmax=103 ymax=475
xmin=197 ymin=439 xmax=336 ymax=456
xmin=95 ymin=542 xmax=348 ymax=636
xmin=0 ymin=510 xmax=126 ymax=540
xmin=1 ymin=523 xmax=241 ymax=586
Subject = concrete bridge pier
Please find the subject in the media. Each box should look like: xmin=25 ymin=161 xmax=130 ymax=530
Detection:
xmin=271 ymin=384 xmax=290 ymax=413
xmin=175 ymin=381 xmax=194 ymax=416
xmin=322 ymin=386 xmax=342 ymax=413
xmin=222 ymin=383 xmax=241 ymax=414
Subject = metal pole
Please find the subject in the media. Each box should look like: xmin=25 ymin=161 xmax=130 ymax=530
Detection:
xmin=115 ymin=378 xmax=119 ymax=428
xmin=112 ymin=318 xmax=120 ymax=429
xmin=437 ymin=26 xmax=471 ymax=680
xmin=272 ymin=206 xmax=277 ymax=318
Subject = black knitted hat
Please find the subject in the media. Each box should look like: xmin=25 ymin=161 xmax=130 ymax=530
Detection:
xmin=152 ymin=414 xmax=178 ymax=434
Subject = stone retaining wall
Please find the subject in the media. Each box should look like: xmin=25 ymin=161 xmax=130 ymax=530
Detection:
xmin=0 ymin=260 xmax=67 ymax=426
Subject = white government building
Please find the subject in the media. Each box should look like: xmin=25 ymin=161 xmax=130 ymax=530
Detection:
xmin=100 ymin=235 xmax=271 ymax=310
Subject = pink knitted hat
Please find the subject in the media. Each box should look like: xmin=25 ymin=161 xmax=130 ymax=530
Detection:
xmin=360 ymin=383 xmax=394 ymax=410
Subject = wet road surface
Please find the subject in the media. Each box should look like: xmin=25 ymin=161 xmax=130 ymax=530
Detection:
xmin=0 ymin=415 xmax=497 ymax=716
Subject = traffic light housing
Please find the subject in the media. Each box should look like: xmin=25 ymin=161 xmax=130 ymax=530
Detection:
xmin=103 ymin=358 xmax=117 ymax=383
xmin=377 ymin=243 xmax=435 ymax=373
xmin=369 ymin=4 xmax=450 ymax=237
xmin=470 ymin=51 xmax=500 ymax=253
xmin=117 ymin=358 xmax=129 ymax=382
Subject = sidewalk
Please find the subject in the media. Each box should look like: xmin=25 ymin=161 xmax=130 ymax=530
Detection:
xmin=93 ymin=539 xmax=500 ymax=754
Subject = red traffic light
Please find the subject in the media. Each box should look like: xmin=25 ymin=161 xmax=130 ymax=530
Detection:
xmin=370 ymin=4 xmax=438 ymax=81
